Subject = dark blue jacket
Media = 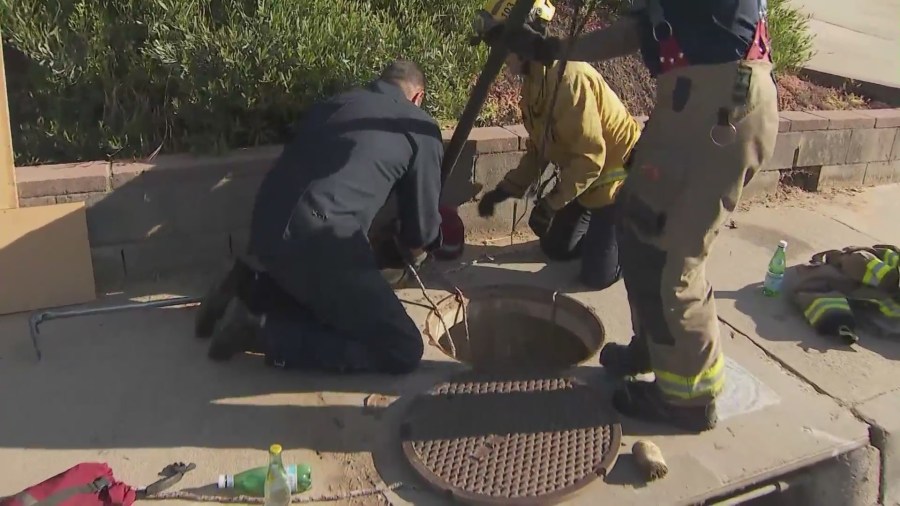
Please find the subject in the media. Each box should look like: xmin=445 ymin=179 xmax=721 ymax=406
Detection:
xmin=249 ymin=80 xmax=443 ymax=262
xmin=633 ymin=0 xmax=765 ymax=76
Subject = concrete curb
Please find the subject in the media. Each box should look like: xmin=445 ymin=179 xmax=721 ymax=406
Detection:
xmin=12 ymin=108 xmax=900 ymax=292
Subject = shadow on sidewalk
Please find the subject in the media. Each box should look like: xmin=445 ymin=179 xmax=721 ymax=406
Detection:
xmin=429 ymin=239 xmax=621 ymax=296
xmin=0 ymin=301 xmax=466 ymax=456
xmin=0 ymin=298 xmax=674 ymax=505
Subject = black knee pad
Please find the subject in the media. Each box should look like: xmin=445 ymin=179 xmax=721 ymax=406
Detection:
xmin=540 ymin=236 xmax=580 ymax=261
xmin=382 ymin=350 xmax=423 ymax=374
xmin=579 ymin=264 xmax=622 ymax=290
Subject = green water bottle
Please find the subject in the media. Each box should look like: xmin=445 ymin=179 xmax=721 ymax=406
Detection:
xmin=218 ymin=461 xmax=312 ymax=496
xmin=763 ymin=240 xmax=788 ymax=297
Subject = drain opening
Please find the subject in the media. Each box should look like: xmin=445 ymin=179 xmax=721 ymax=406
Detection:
xmin=424 ymin=285 xmax=605 ymax=372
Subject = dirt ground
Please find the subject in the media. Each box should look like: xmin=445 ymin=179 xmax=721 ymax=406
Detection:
xmin=738 ymin=180 xmax=869 ymax=213
xmin=481 ymin=4 xmax=887 ymax=127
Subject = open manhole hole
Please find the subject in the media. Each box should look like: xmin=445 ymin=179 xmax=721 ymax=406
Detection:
xmin=400 ymin=371 xmax=622 ymax=505
xmin=423 ymin=285 xmax=606 ymax=372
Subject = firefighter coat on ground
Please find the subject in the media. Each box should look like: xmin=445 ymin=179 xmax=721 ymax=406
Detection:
xmin=790 ymin=245 xmax=900 ymax=340
xmin=555 ymin=0 xmax=781 ymax=407
xmin=498 ymin=61 xmax=641 ymax=212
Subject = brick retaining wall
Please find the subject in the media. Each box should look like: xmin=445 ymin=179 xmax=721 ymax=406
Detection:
xmin=14 ymin=108 xmax=900 ymax=293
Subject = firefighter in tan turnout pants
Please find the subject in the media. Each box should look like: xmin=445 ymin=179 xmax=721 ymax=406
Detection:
xmin=500 ymin=0 xmax=780 ymax=432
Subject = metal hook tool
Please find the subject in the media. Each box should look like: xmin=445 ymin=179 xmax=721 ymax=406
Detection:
xmin=29 ymin=296 xmax=202 ymax=361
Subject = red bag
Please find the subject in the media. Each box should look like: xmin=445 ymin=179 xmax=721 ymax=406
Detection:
xmin=0 ymin=463 xmax=136 ymax=506
xmin=434 ymin=206 xmax=465 ymax=261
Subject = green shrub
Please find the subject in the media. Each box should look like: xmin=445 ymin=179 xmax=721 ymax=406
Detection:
xmin=1 ymin=0 xmax=488 ymax=165
xmin=767 ymin=0 xmax=816 ymax=74
xmin=1 ymin=0 xmax=818 ymax=165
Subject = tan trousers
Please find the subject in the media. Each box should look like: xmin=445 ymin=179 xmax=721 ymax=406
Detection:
xmin=616 ymin=60 xmax=779 ymax=406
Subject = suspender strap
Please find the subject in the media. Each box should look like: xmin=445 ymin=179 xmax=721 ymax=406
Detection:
xmin=646 ymin=0 xmax=668 ymax=38
xmin=646 ymin=0 xmax=689 ymax=73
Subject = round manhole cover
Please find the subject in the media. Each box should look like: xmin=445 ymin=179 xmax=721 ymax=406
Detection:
xmin=400 ymin=371 xmax=622 ymax=505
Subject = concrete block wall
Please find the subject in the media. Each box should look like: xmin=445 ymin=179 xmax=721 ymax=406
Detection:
xmin=757 ymin=109 xmax=900 ymax=194
xmin=14 ymin=108 xmax=900 ymax=293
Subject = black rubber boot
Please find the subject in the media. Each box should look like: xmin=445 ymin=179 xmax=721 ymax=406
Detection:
xmin=612 ymin=380 xmax=718 ymax=433
xmin=195 ymin=260 xmax=254 ymax=339
xmin=598 ymin=340 xmax=652 ymax=378
xmin=380 ymin=267 xmax=409 ymax=289
xmin=207 ymin=298 xmax=263 ymax=361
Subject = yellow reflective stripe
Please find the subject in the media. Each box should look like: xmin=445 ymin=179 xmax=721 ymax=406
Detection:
xmin=803 ymin=297 xmax=852 ymax=325
xmin=862 ymin=258 xmax=892 ymax=287
xmin=883 ymin=299 xmax=900 ymax=318
xmin=882 ymin=249 xmax=899 ymax=268
xmin=596 ymin=168 xmax=627 ymax=186
xmin=865 ymin=298 xmax=900 ymax=318
xmin=654 ymin=354 xmax=725 ymax=400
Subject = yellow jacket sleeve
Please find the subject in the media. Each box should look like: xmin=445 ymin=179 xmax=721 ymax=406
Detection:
xmin=498 ymin=138 xmax=547 ymax=199
xmin=542 ymin=73 xmax=607 ymax=211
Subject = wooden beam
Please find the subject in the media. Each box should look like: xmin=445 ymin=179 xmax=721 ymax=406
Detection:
xmin=0 ymin=25 xmax=18 ymax=210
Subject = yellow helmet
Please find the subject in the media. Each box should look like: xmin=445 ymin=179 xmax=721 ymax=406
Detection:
xmin=472 ymin=0 xmax=556 ymax=38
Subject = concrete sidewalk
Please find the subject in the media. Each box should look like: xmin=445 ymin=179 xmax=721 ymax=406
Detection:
xmin=0 ymin=185 xmax=898 ymax=505
xmin=792 ymin=0 xmax=900 ymax=88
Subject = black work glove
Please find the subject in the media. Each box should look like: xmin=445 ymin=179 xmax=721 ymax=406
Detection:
xmin=484 ymin=24 xmax=562 ymax=66
xmin=410 ymin=249 xmax=428 ymax=269
xmin=522 ymin=32 xmax=563 ymax=67
xmin=528 ymin=199 xmax=555 ymax=238
xmin=392 ymin=233 xmax=429 ymax=270
xmin=478 ymin=187 xmax=513 ymax=217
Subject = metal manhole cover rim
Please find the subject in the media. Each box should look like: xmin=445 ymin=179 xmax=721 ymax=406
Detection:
xmin=422 ymin=284 xmax=609 ymax=371
xmin=399 ymin=374 xmax=623 ymax=505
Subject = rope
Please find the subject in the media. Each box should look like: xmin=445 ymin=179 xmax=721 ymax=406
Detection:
xmin=142 ymin=482 xmax=402 ymax=504
xmin=406 ymin=260 xmax=457 ymax=357
xmin=454 ymin=287 xmax=471 ymax=350
xmin=513 ymin=0 xmax=598 ymax=231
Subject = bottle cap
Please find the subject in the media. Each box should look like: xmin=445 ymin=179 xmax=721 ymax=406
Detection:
xmin=270 ymin=443 xmax=283 ymax=455
xmin=217 ymin=475 xmax=233 ymax=489
xmin=778 ymin=240 xmax=787 ymax=249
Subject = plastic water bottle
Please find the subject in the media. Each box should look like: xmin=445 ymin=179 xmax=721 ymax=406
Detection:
xmin=763 ymin=240 xmax=787 ymax=297
xmin=264 ymin=444 xmax=292 ymax=506
xmin=218 ymin=463 xmax=312 ymax=495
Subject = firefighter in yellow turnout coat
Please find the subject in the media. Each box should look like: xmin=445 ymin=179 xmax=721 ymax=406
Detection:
xmin=479 ymin=48 xmax=641 ymax=290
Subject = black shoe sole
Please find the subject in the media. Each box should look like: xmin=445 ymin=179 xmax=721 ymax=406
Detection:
xmin=599 ymin=343 xmax=652 ymax=378
xmin=194 ymin=261 xmax=250 ymax=339
xmin=207 ymin=301 xmax=258 ymax=361
xmin=612 ymin=382 xmax=717 ymax=434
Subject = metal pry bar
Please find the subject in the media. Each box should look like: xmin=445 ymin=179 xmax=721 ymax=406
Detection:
xmin=29 ymin=296 xmax=202 ymax=361
xmin=440 ymin=0 xmax=538 ymax=187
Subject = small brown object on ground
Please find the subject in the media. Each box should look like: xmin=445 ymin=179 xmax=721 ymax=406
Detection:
xmin=632 ymin=440 xmax=668 ymax=481
xmin=364 ymin=394 xmax=392 ymax=414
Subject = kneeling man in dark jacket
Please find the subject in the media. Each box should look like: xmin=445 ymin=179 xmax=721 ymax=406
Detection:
xmin=195 ymin=60 xmax=444 ymax=374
